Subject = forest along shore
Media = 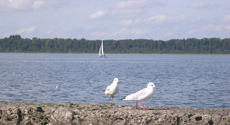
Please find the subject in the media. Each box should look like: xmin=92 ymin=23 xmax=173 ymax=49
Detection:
xmin=0 ymin=101 xmax=229 ymax=125
xmin=1 ymin=35 xmax=230 ymax=54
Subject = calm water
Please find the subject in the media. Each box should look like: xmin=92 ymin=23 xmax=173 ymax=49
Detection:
xmin=0 ymin=53 xmax=229 ymax=109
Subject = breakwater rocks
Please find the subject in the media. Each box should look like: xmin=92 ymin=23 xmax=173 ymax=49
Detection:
xmin=0 ymin=101 xmax=229 ymax=125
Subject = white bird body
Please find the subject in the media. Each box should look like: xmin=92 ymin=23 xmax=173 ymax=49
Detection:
xmin=122 ymin=82 xmax=157 ymax=110
xmin=123 ymin=87 xmax=154 ymax=102
xmin=104 ymin=78 xmax=119 ymax=104
xmin=104 ymin=81 xmax=118 ymax=97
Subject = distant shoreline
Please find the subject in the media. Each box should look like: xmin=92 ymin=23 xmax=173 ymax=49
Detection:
xmin=1 ymin=35 xmax=230 ymax=54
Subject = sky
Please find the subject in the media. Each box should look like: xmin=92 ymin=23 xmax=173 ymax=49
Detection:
xmin=0 ymin=0 xmax=230 ymax=40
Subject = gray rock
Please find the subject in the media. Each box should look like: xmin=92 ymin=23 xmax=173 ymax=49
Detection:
xmin=0 ymin=101 xmax=230 ymax=125
xmin=52 ymin=107 xmax=75 ymax=123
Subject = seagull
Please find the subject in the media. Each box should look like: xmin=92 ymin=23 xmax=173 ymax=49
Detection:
xmin=122 ymin=82 xmax=157 ymax=110
xmin=104 ymin=78 xmax=119 ymax=105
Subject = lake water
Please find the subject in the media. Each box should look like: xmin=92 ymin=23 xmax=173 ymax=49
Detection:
xmin=0 ymin=53 xmax=229 ymax=109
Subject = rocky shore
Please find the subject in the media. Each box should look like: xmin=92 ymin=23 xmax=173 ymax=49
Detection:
xmin=0 ymin=101 xmax=229 ymax=125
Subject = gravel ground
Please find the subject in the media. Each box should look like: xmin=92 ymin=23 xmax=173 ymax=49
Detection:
xmin=0 ymin=101 xmax=230 ymax=125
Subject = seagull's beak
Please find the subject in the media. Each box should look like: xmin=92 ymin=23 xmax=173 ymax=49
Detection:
xmin=154 ymin=86 xmax=158 ymax=89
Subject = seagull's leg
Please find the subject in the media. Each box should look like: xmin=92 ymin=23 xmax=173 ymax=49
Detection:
xmin=142 ymin=102 xmax=148 ymax=111
xmin=135 ymin=101 xmax=138 ymax=109
xmin=111 ymin=97 xmax=115 ymax=105
xmin=109 ymin=96 xmax=111 ymax=105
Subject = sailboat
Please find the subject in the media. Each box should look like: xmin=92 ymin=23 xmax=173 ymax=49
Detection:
xmin=99 ymin=40 xmax=106 ymax=58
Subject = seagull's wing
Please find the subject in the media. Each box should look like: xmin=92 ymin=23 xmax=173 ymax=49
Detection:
xmin=122 ymin=88 xmax=147 ymax=101
xmin=104 ymin=85 xmax=111 ymax=95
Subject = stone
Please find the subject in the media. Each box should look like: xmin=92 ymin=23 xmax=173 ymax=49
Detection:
xmin=0 ymin=101 xmax=230 ymax=125
xmin=52 ymin=107 xmax=75 ymax=123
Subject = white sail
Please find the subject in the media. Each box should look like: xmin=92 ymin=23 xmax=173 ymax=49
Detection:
xmin=99 ymin=40 xmax=104 ymax=57
xmin=101 ymin=40 xmax=104 ymax=55
xmin=99 ymin=43 xmax=102 ymax=56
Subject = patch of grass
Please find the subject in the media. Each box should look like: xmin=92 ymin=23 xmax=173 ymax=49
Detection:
xmin=28 ymin=103 xmax=56 ymax=106
xmin=102 ymin=104 xmax=108 ymax=108
xmin=77 ymin=106 xmax=86 ymax=111
xmin=45 ymin=103 xmax=56 ymax=106
xmin=88 ymin=108 xmax=100 ymax=111
xmin=75 ymin=104 xmax=80 ymax=107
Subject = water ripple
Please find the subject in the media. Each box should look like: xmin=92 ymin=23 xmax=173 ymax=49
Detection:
xmin=0 ymin=53 xmax=230 ymax=108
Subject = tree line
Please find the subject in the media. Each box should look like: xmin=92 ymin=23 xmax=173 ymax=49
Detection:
xmin=0 ymin=35 xmax=230 ymax=54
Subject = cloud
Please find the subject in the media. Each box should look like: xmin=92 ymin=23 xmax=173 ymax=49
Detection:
xmin=164 ymin=32 xmax=172 ymax=37
xmin=90 ymin=31 xmax=107 ymax=38
xmin=45 ymin=30 xmax=54 ymax=35
xmin=146 ymin=15 xmax=169 ymax=23
xmin=199 ymin=24 xmax=214 ymax=31
xmin=88 ymin=10 xmax=105 ymax=19
xmin=226 ymin=25 xmax=230 ymax=30
xmin=0 ymin=0 xmax=52 ymax=12
xmin=112 ymin=28 xmax=148 ymax=36
xmin=147 ymin=14 xmax=185 ymax=24
xmin=113 ymin=28 xmax=128 ymax=36
xmin=188 ymin=24 xmax=229 ymax=35
xmin=215 ymin=25 xmax=224 ymax=31
xmin=131 ymin=29 xmax=148 ymax=35
xmin=120 ymin=20 xmax=133 ymax=26
xmin=190 ymin=2 xmax=205 ymax=8
xmin=146 ymin=14 xmax=186 ymax=24
xmin=0 ymin=0 xmax=29 ymax=11
xmin=85 ymin=26 xmax=95 ymax=30
xmin=120 ymin=19 xmax=141 ymax=26
xmin=120 ymin=14 xmax=186 ymax=26
xmin=200 ymin=24 xmax=225 ymax=31
xmin=17 ymin=26 xmax=37 ymax=34
xmin=224 ymin=14 xmax=230 ymax=22
xmin=114 ymin=0 xmax=149 ymax=9
xmin=111 ymin=9 xmax=142 ymax=16
xmin=112 ymin=0 xmax=166 ymax=16
xmin=32 ymin=0 xmax=44 ymax=9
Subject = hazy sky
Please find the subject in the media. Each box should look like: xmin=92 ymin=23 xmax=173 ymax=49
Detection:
xmin=1 ymin=0 xmax=230 ymax=40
